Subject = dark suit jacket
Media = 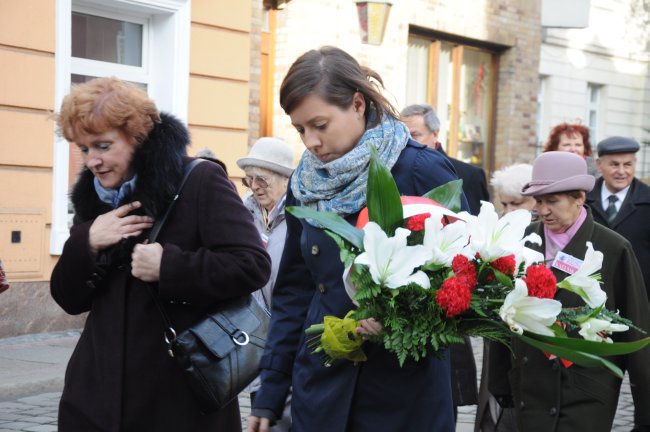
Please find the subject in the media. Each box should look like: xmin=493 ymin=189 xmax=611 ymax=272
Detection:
xmin=586 ymin=177 xmax=650 ymax=300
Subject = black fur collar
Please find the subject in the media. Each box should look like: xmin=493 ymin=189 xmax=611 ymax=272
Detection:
xmin=71 ymin=112 xmax=189 ymax=222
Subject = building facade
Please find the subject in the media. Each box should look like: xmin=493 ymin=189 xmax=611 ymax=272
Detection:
xmin=536 ymin=0 xmax=650 ymax=178
xmin=267 ymin=0 xmax=543 ymax=171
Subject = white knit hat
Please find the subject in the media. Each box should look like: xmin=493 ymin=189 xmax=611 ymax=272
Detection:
xmin=236 ymin=137 xmax=294 ymax=177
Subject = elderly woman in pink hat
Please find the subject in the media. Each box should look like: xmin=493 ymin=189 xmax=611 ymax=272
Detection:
xmin=489 ymin=151 xmax=650 ymax=432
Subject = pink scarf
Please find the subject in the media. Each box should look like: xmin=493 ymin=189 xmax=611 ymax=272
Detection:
xmin=544 ymin=207 xmax=587 ymax=261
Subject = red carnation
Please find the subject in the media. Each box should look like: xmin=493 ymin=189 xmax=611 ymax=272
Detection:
xmin=523 ymin=264 xmax=557 ymax=299
xmin=435 ymin=277 xmax=472 ymax=317
xmin=452 ymin=255 xmax=477 ymax=289
xmin=492 ymin=255 xmax=516 ymax=276
xmin=406 ymin=213 xmax=431 ymax=232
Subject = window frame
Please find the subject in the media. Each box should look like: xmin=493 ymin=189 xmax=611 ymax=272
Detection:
xmin=405 ymin=31 xmax=500 ymax=170
xmin=586 ymin=83 xmax=602 ymax=144
xmin=51 ymin=0 xmax=190 ymax=255
xmin=70 ymin=6 xmax=151 ymax=84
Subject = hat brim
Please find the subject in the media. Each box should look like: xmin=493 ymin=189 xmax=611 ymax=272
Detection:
xmin=236 ymin=157 xmax=293 ymax=177
xmin=521 ymin=174 xmax=595 ymax=196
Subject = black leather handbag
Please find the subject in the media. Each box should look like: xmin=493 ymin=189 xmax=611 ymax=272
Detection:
xmin=147 ymin=159 xmax=270 ymax=413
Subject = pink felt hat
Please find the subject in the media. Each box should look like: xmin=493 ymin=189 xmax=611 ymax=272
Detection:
xmin=521 ymin=151 xmax=595 ymax=196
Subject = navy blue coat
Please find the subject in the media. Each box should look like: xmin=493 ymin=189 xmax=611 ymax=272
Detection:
xmin=253 ymin=140 xmax=466 ymax=432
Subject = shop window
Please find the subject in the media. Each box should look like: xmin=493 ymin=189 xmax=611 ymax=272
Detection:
xmin=51 ymin=0 xmax=190 ymax=254
xmin=406 ymin=35 xmax=498 ymax=169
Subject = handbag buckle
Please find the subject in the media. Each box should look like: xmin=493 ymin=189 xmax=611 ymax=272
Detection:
xmin=164 ymin=327 xmax=177 ymax=358
xmin=231 ymin=330 xmax=250 ymax=346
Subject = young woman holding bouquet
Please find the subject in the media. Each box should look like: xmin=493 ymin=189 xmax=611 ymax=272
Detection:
xmin=248 ymin=46 xmax=467 ymax=432
xmin=489 ymin=151 xmax=650 ymax=432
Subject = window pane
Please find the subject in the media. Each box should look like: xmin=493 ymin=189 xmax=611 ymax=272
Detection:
xmin=436 ymin=42 xmax=453 ymax=149
xmin=458 ymin=48 xmax=494 ymax=167
xmin=72 ymin=12 xmax=143 ymax=66
xmin=590 ymin=85 xmax=598 ymax=103
xmin=71 ymin=74 xmax=147 ymax=90
xmin=406 ymin=37 xmax=430 ymax=106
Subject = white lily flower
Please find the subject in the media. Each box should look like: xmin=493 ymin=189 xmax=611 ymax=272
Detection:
xmin=578 ymin=317 xmax=629 ymax=343
xmin=499 ymin=279 xmax=562 ymax=336
xmin=354 ymin=222 xmax=432 ymax=289
xmin=557 ymin=242 xmax=607 ymax=308
xmin=422 ymin=217 xmax=470 ymax=266
xmin=517 ymin=246 xmax=545 ymax=269
xmin=462 ymin=202 xmax=532 ymax=262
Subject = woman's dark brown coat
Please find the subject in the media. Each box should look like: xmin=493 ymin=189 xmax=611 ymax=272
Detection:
xmin=50 ymin=114 xmax=271 ymax=432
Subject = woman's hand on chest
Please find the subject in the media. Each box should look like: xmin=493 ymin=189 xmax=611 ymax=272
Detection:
xmin=88 ymin=201 xmax=154 ymax=255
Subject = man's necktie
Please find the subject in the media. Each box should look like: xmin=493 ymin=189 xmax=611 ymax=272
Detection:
xmin=606 ymin=195 xmax=618 ymax=222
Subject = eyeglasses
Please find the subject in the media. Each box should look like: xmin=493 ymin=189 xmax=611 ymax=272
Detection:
xmin=242 ymin=175 xmax=270 ymax=189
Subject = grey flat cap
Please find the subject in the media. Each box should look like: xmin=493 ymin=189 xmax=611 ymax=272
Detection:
xmin=597 ymin=136 xmax=640 ymax=156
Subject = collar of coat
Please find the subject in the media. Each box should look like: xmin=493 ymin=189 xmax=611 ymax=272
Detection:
xmin=526 ymin=207 xmax=596 ymax=282
xmin=525 ymin=208 xmax=598 ymax=307
xmin=71 ymin=112 xmax=190 ymax=222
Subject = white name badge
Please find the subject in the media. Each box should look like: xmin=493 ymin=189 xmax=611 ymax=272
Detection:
xmin=551 ymin=251 xmax=583 ymax=275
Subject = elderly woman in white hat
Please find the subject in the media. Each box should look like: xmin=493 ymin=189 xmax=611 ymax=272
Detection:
xmin=489 ymin=151 xmax=650 ymax=432
xmin=237 ymin=137 xmax=294 ymax=431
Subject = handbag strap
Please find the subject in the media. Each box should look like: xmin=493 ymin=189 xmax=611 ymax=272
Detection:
xmin=148 ymin=158 xmax=204 ymax=244
xmin=145 ymin=158 xmax=203 ymax=356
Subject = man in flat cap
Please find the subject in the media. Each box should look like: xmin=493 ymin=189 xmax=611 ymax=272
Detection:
xmin=586 ymin=136 xmax=650 ymax=300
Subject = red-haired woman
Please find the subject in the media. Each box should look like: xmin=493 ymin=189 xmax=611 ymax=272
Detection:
xmin=543 ymin=123 xmax=598 ymax=177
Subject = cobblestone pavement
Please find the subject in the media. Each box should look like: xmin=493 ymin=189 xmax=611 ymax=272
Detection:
xmin=0 ymin=338 xmax=638 ymax=431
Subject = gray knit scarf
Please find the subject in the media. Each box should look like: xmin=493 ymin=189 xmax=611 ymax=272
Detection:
xmin=290 ymin=113 xmax=409 ymax=225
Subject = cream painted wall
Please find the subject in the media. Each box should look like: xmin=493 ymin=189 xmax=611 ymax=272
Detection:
xmin=188 ymin=0 xmax=253 ymax=178
xmin=0 ymin=0 xmax=57 ymax=282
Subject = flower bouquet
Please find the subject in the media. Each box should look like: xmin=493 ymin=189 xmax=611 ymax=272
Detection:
xmin=288 ymin=148 xmax=649 ymax=376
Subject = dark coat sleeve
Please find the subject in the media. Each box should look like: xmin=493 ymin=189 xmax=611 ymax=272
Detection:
xmin=253 ymin=187 xmax=314 ymax=418
xmin=449 ymin=158 xmax=489 ymax=215
xmin=158 ymin=161 xmax=271 ymax=305
xmin=50 ymin=218 xmax=110 ymax=315
xmin=413 ymin=146 xmax=471 ymax=212
xmin=613 ymin=241 xmax=650 ymax=426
